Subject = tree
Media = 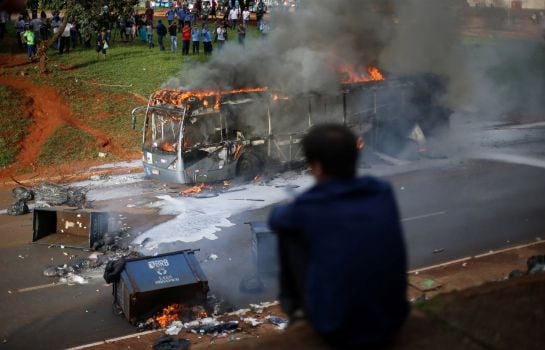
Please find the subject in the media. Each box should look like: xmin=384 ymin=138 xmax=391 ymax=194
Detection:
xmin=27 ymin=0 xmax=138 ymax=73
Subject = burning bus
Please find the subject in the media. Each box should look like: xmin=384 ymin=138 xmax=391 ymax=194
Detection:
xmin=131 ymin=69 xmax=451 ymax=184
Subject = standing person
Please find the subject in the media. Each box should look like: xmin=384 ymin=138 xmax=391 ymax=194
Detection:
xmin=96 ymin=29 xmax=109 ymax=59
xmin=228 ymin=5 xmax=238 ymax=29
xmin=256 ymin=0 xmax=265 ymax=27
xmin=156 ymin=19 xmax=167 ymax=51
xmin=269 ymin=124 xmax=409 ymax=349
xmin=166 ymin=6 xmax=175 ymax=25
xmin=145 ymin=5 xmax=154 ymax=26
xmin=59 ymin=19 xmax=72 ymax=54
xmin=70 ymin=17 xmax=78 ymax=49
xmin=191 ymin=24 xmax=200 ymax=55
xmin=215 ymin=22 xmax=226 ymax=49
xmin=22 ymin=25 xmax=35 ymax=60
xmin=211 ymin=0 xmax=217 ymax=19
xmin=181 ymin=22 xmax=191 ymax=55
xmin=50 ymin=12 xmax=60 ymax=48
xmin=259 ymin=18 xmax=269 ymax=38
xmin=15 ymin=15 xmax=25 ymax=48
xmin=242 ymin=7 xmax=250 ymax=28
xmin=168 ymin=20 xmax=178 ymax=52
xmin=201 ymin=3 xmax=210 ymax=24
xmin=202 ymin=23 xmax=212 ymax=55
xmin=146 ymin=22 xmax=154 ymax=49
xmin=39 ymin=10 xmax=48 ymax=41
xmin=30 ymin=12 xmax=41 ymax=41
xmin=236 ymin=23 xmax=245 ymax=45
xmin=0 ymin=11 xmax=7 ymax=40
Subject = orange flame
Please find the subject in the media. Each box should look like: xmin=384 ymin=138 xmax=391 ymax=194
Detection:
xmin=151 ymin=87 xmax=269 ymax=110
xmin=155 ymin=304 xmax=183 ymax=328
xmin=338 ymin=65 xmax=385 ymax=84
xmin=182 ymin=183 xmax=206 ymax=195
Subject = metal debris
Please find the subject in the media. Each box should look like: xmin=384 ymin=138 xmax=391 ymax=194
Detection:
xmin=6 ymin=199 xmax=29 ymax=216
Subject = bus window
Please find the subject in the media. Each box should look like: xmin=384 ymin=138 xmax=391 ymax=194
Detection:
xmin=144 ymin=109 xmax=183 ymax=153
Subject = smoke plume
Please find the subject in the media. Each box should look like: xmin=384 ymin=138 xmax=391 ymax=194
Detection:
xmin=165 ymin=0 xmax=468 ymax=99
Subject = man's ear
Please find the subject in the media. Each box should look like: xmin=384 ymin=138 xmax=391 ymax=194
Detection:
xmin=309 ymin=161 xmax=324 ymax=180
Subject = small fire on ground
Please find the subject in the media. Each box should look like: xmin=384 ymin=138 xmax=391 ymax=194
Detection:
xmin=155 ymin=304 xmax=184 ymax=328
xmin=181 ymin=183 xmax=206 ymax=195
xmin=141 ymin=304 xmax=209 ymax=331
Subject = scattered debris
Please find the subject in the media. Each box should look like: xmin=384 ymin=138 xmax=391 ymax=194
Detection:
xmin=165 ymin=321 xmax=184 ymax=336
xmin=243 ymin=317 xmax=263 ymax=327
xmin=59 ymin=274 xmax=88 ymax=285
xmin=527 ymin=255 xmax=545 ymax=274
xmin=6 ymin=199 xmax=29 ymax=216
xmin=32 ymin=182 xmax=90 ymax=208
xmin=508 ymin=269 xmax=526 ymax=279
xmin=265 ymin=315 xmax=288 ymax=330
xmin=249 ymin=301 xmax=279 ymax=314
xmin=152 ymin=335 xmax=190 ymax=350
xmin=208 ymin=254 xmax=218 ymax=261
xmin=13 ymin=187 xmax=34 ymax=201
xmin=186 ymin=319 xmax=239 ymax=335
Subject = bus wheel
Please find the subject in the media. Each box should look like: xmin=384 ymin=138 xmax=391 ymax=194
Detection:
xmin=236 ymin=153 xmax=261 ymax=181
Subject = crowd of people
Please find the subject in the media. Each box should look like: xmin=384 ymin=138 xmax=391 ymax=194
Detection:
xmin=129 ymin=0 xmax=269 ymax=55
xmin=5 ymin=8 xmax=100 ymax=60
xmin=1 ymin=0 xmax=271 ymax=61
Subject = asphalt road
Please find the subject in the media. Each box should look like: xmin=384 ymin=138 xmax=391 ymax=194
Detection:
xmin=1 ymin=121 xmax=545 ymax=349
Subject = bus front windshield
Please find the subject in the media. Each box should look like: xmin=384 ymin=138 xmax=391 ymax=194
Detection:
xmin=144 ymin=108 xmax=183 ymax=154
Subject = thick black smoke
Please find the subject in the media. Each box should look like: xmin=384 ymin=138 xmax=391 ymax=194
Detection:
xmin=165 ymin=0 xmax=468 ymax=100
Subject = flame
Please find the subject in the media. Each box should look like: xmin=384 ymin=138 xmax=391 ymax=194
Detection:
xmin=233 ymin=144 xmax=243 ymax=160
xmin=223 ymin=180 xmax=230 ymax=187
xmin=155 ymin=304 xmax=183 ymax=328
xmin=338 ymin=65 xmax=385 ymax=84
xmin=272 ymin=93 xmax=289 ymax=101
xmin=151 ymin=87 xmax=269 ymax=110
xmin=182 ymin=183 xmax=206 ymax=195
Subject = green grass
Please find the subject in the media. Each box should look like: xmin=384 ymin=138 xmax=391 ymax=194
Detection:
xmin=5 ymin=19 xmax=265 ymax=167
xmin=38 ymin=125 xmax=102 ymax=165
xmin=0 ymin=86 xmax=31 ymax=167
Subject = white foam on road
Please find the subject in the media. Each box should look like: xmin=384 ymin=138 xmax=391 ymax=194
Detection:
xmin=133 ymin=175 xmax=312 ymax=247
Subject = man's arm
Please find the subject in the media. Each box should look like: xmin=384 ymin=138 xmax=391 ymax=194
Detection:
xmin=268 ymin=201 xmax=300 ymax=233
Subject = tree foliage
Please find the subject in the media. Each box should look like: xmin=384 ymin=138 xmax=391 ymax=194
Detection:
xmin=28 ymin=0 xmax=139 ymax=36
xmin=26 ymin=0 xmax=138 ymax=72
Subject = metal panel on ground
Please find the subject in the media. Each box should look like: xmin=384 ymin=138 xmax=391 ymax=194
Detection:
xmin=32 ymin=207 xmax=110 ymax=249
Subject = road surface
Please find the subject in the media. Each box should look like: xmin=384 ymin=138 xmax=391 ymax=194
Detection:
xmin=1 ymin=114 xmax=545 ymax=349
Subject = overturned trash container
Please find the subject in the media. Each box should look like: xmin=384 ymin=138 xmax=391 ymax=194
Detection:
xmin=113 ymin=249 xmax=209 ymax=325
xmin=249 ymin=222 xmax=279 ymax=277
xmin=33 ymin=207 xmax=110 ymax=249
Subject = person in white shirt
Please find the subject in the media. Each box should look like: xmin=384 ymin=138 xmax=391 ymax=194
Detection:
xmin=229 ymin=6 xmax=238 ymax=29
xmin=242 ymin=7 xmax=250 ymax=28
xmin=59 ymin=20 xmax=72 ymax=54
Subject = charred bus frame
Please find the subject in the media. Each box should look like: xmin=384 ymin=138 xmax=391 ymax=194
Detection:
xmin=132 ymin=75 xmax=450 ymax=184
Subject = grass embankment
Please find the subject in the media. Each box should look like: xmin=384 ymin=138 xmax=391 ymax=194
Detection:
xmin=17 ymin=23 xmax=261 ymax=165
xmin=0 ymin=86 xmax=31 ymax=167
xmin=38 ymin=125 xmax=103 ymax=165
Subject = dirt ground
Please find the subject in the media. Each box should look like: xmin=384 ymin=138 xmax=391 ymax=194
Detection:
xmin=0 ymin=54 xmax=141 ymax=186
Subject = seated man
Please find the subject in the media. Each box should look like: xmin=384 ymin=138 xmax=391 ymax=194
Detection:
xmin=269 ymin=123 xmax=409 ymax=348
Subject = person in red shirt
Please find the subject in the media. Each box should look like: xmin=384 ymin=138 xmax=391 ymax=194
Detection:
xmin=181 ymin=22 xmax=191 ymax=55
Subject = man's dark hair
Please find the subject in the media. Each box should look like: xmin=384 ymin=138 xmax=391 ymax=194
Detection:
xmin=302 ymin=123 xmax=358 ymax=178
